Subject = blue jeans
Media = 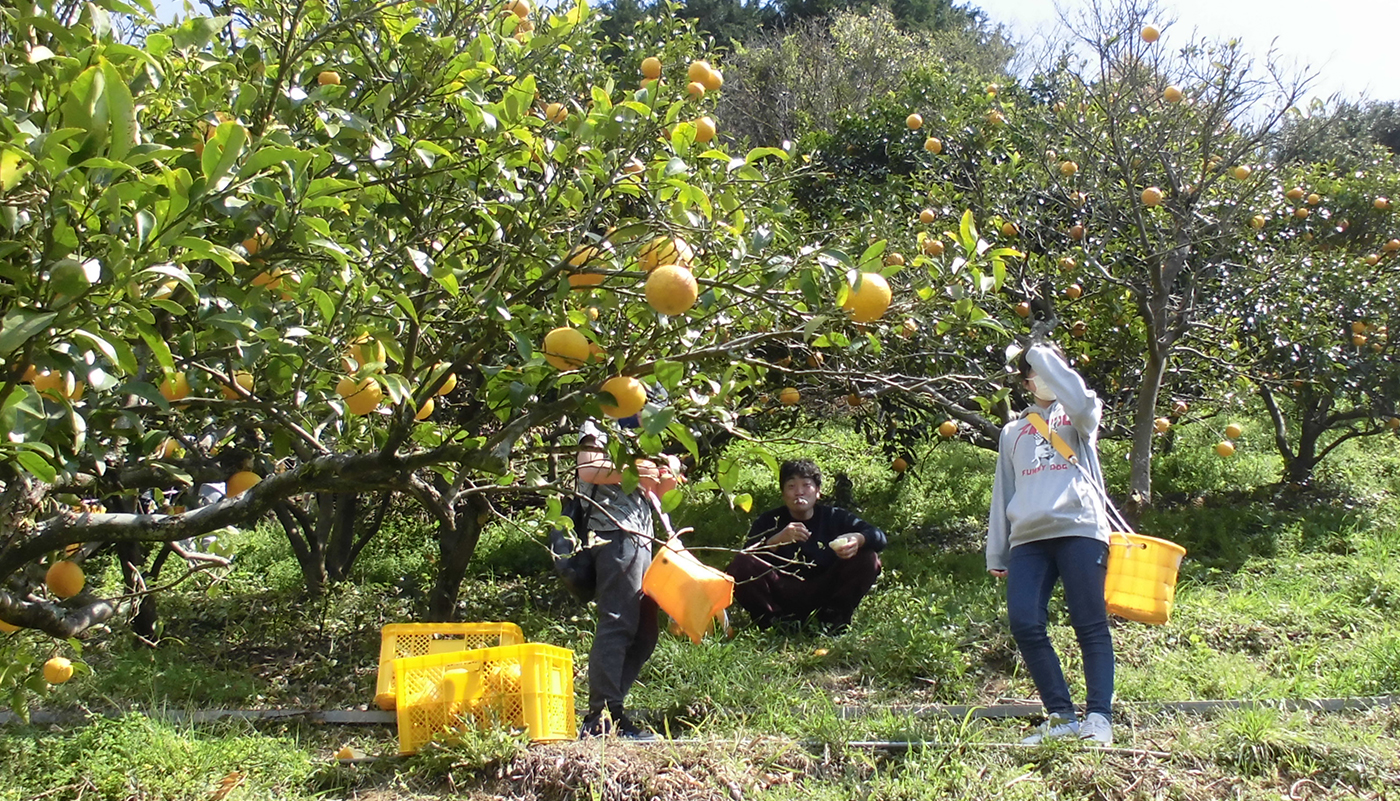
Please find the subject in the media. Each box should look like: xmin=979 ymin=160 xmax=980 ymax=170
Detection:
xmin=1006 ymin=536 xmax=1114 ymax=717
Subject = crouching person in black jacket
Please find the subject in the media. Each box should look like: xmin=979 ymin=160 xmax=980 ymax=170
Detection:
xmin=726 ymin=459 xmax=885 ymax=633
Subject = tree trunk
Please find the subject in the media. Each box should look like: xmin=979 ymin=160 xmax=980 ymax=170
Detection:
xmin=274 ymin=501 xmax=326 ymax=596
xmin=325 ymin=492 xmax=357 ymax=583
xmin=1285 ymin=407 xmax=1328 ymax=486
xmin=426 ymin=495 xmax=487 ymax=621
xmin=1128 ymin=350 xmax=1168 ymax=511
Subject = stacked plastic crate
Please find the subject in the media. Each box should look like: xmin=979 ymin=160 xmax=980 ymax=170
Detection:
xmin=374 ymin=623 xmax=574 ymax=754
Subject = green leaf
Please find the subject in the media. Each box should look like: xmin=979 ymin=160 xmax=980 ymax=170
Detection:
xmin=666 ymin=421 xmax=699 ymax=460
xmin=857 ymin=240 xmax=887 ymax=270
xmin=13 ymin=450 xmax=56 ymax=483
xmin=201 ymin=121 xmax=247 ymax=189
xmin=959 ymin=209 xmax=978 ymax=252
xmin=733 ymin=492 xmax=752 ymax=513
xmin=99 ymin=59 xmax=136 ymax=162
xmin=0 ymin=309 xmax=57 ymax=357
xmin=660 ymin=488 xmax=683 ymax=514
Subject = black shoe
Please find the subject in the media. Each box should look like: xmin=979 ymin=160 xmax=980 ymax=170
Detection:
xmin=578 ymin=712 xmax=611 ymax=739
xmin=616 ymin=715 xmax=658 ymax=741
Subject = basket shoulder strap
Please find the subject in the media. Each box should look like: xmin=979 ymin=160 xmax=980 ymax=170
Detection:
xmin=1026 ymin=412 xmax=1078 ymax=464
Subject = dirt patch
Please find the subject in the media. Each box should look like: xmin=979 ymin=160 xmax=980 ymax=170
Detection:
xmin=463 ymin=738 xmax=821 ymax=801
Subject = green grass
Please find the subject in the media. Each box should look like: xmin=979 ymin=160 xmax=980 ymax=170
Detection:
xmin=3 ymin=421 xmax=1400 ymax=799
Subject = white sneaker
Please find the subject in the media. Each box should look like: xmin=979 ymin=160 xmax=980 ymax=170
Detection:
xmin=1021 ymin=713 xmax=1079 ymax=745
xmin=1079 ymin=712 xmax=1113 ymax=745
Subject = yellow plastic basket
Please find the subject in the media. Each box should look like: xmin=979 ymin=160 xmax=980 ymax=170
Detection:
xmin=1104 ymin=532 xmax=1187 ymax=625
xmin=394 ymin=643 xmax=575 ymax=754
xmin=642 ymin=541 xmax=734 ymax=644
xmin=374 ymin=622 xmax=524 ymax=710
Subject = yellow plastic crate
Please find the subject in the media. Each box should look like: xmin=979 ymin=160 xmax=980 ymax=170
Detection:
xmin=394 ymin=643 xmax=575 ymax=754
xmin=374 ymin=622 xmax=524 ymax=710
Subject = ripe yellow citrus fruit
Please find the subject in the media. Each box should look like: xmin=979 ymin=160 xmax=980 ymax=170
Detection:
xmin=1294 ymin=207 xmax=1310 ymax=219
xmin=1059 ymin=160 xmax=1078 ymax=176
xmin=600 ymin=376 xmax=646 ymax=418
xmin=1224 ymin=423 xmax=1243 ymax=439
xmin=1163 ymin=85 xmax=1183 ymax=102
xmin=336 ymin=746 xmax=355 ymax=761
xmin=1384 ymin=239 xmax=1400 ymax=252
xmin=686 ymin=81 xmax=705 ymax=99
xmin=1249 ymin=215 xmax=1266 ymax=230
xmin=779 ymin=387 xmax=800 ymax=406
xmin=0 ymin=619 xmax=19 ymax=633
xmin=884 ymin=253 xmax=905 ymax=266
xmin=922 ymin=238 xmax=945 ymax=256
xmin=220 ymin=370 xmax=254 ymax=400
xmin=1215 ymin=441 xmax=1235 ymax=458
xmin=1285 ymin=187 xmax=1305 ymax=201
xmin=1352 ymin=333 xmax=1367 ymax=346
xmin=1059 ymin=256 xmax=1077 ymax=271
xmin=846 ymin=393 xmax=862 ymax=406
xmin=43 ymin=657 xmax=74 ymax=685
xmin=1065 ymin=283 xmax=1083 ymax=299
xmin=1306 ymin=193 xmax=1321 ymax=205
xmin=33 ymin=370 xmax=82 ymax=400
xmin=905 ymin=113 xmax=923 ymax=130
xmin=986 ymin=110 xmax=1005 ymax=127
xmin=1015 ymin=302 xmax=1031 ymax=318
xmin=938 ymin=420 xmax=957 ymax=438
xmin=687 ymin=60 xmax=712 ymax=85
xmin=156 ymin=438 xmax=184 ymax=459
xmin=414 ymin=396 xmax=435 ymax=421
xmin=694 ymin=116 xmax=717 ymax=143
xmin=544 ymin=103 xmax=567 ymax=123
xmin=891 ymin=457 xmax=908 ymax=473
xmin=1374 ymin=197 xmax=1390 ymax=210
xmin=1141 ymin=186 xmax=1163 ymax=206
xmin=46 ymin=561 xmax=85 ymax=599
xmin=375 ymin=691 xmax=397 ymax=711
xmin=317 ymin=71 xmax=340 ymax=86
xmin=1140 ymin=25 xmax=1159 ymax=42
xmin=641 ymin=56 xmax=662 ymax=80
xmin=637 ymin=236 xmax=694 ymax=271
xmin=504 ymin=0 xmax=530 ymax=18
xmin=434 ymin=365 xmax=457 ymax=395
xmin=252 ymin=268 xmax=285 ymax=290
xmin=242 ymin=231 xmax=270 ymax=255
xmin=336 ymin=376 xmax=383 ymax=415
xmin=515 ymin=18 xmax=533 ymax=34
xmin=542 ymin=327 xmax=591 ymax=370
xmin=645 ymin=264 xmax=699 ymax=316
xmin=924 ymin=137 xmax=942 ymax=154
xmin=841 ymin=272 xmax=891 ymax=323
xmin=1069 ymin=224 xmax=1085 ymax=240
xmin=159 ymin=372 xmax=191 ymax=402
xmin=919 ymin=208 xmax=937 ymax=224
xmin=1001 ymin=221 xmax=1018 ymax=237
xmin=227 ymin=470 xmax=262 ymax=498
xmin=1387 ymin=417 xmax=1400 ymax=431
xmin=1154 ymin=417 xmax=1171 ymax=433
xmin=344 ymin=335 xmax=386 ymax=371
xmin=1231 ymin=165 xmax=1251 ymax=180
xmin=700 ymin=67 xmax=723 ymax=92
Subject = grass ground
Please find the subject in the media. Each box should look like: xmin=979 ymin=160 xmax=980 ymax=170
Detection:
xmin=2 ymin=421 xmax=1399 ymax=799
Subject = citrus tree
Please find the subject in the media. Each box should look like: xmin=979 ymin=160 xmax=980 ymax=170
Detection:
xmin=0 ymin=0 xmax=906 ymax=679
xmin=1224 ymin=156 xmax=1400 ymax=484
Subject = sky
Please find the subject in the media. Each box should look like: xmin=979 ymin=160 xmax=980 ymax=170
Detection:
xmin=148 ymin=0 xmax=1397 ymax=105
xmin=972 ymin=0 xmax=1400 ymax=105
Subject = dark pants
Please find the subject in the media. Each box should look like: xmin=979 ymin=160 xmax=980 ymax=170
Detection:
xmin=588 ymin=529 xmax=658 ymax=718
xmin=1006 ymin=536 xmax=1115 ymax=717
xmin=726 ymin=550 xmax=881 ymax=628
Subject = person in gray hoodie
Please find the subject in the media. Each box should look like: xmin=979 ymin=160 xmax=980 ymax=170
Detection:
xmin=987 ymin=335 xmax=1115 ymax=746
